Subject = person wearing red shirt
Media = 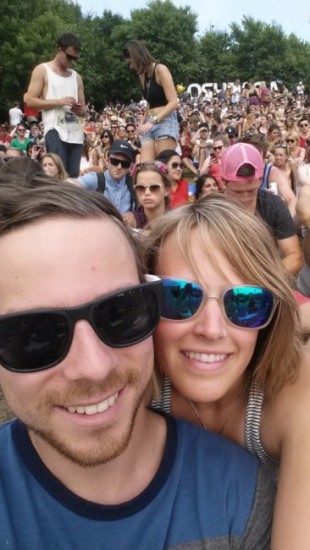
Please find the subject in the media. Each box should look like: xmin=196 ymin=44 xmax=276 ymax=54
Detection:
xmin=0 ymin=125 xmax=12 ymax=146
xmin=156 ymin=149 xmax=189 ymax=207
xmin=200 ymin=135 xmax=229 ymax=190
xmin=297 ymin=117 xmax=310 ymax=149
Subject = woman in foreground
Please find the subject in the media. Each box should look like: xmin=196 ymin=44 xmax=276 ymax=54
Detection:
xmin=145 ymin=194 xmax=310 ymax=549
xmin=123 ymin=40 xmax=179 ymax=162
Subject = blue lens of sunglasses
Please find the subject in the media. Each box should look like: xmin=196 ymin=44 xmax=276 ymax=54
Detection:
xmin=161 ymin=279 xmax=203 ymax=320
xmin=223 ymin=287 xmax=274 ymax=328
xmin=161 ymin=279 xmax=274 ymax=329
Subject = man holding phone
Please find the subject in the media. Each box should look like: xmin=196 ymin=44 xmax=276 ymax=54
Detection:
xmin=200 ymin=135 xmax=228 ymax=189
xmin=26 ymin=32 xmax=86 ymax=177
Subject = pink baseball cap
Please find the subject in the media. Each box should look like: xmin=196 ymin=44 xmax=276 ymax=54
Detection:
xmin=221 ymin=143 xmax=264 ymax=182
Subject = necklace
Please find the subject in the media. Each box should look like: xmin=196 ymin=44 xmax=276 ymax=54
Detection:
xmin=186 ymin=376 xmax=250 ymax=435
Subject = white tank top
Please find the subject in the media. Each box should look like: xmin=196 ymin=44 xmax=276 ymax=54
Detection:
xmin=42 ymin=64 xmax=84 ymax=144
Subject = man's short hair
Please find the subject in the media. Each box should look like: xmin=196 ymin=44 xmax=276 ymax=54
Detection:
xmin=0 ymin=157 xmax=45 ymax=184
xmin=236 ymin=164 xmax=256 ymax=178
xmin=298 ymin=116 xmax=309 ymax=126
xmin=240 ymin=133 xmax=268 ymax=156
xmin=0 ymin=182 xmax=144 ymax=279
xmin=56 ymin=32 xmax=81 ymax=52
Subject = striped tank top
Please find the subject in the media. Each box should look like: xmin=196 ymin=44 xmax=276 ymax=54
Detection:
xmin=151 ymin=375 xmax=279 ymax=480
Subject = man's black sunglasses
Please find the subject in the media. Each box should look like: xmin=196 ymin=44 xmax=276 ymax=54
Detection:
xmin=109 ymin=157 xmax=131 ymax=169
xmin=0 ymin=277 xmax=162 ymax=373
xmin=62 ymin=49 xmax=79 ymax=62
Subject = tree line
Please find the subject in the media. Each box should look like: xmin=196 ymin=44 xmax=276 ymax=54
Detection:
xmin=1 ymin=0 xmax=310 ymax=118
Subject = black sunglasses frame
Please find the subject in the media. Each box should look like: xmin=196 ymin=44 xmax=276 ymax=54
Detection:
xmin=62 ymin=49 xmax=79 ymax=62
xmin=0 ymin=278 xmax=162 ymax=373
xmin=109 ymin=156 xmax=131 ymax=169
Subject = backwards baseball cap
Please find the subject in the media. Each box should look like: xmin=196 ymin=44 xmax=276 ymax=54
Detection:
xmin=221 ymin=143 xmax=264 ymax=182
xmin=109 ymin=140 xmax=134 ymax=162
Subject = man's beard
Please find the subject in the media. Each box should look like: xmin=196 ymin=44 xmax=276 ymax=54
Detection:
xmin=19 ymin=368 xmax=147 ymax=468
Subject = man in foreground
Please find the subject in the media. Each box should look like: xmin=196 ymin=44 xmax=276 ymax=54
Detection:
xmin=0 ymin=182 xmax=274 ymax=548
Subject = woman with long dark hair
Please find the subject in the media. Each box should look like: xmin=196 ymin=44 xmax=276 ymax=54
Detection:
xmin=124 ymin=40 xmax=179 ymax=162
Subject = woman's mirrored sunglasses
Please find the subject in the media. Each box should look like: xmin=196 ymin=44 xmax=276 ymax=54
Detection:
xmin=160 ymin=277 xmax=276 ymax=329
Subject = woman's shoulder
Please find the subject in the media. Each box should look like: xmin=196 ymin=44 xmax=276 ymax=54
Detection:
xmin=155 ymin=63 xmax=171 ymax=79
xmin=262 ymin=343 xmax=310 ymax=451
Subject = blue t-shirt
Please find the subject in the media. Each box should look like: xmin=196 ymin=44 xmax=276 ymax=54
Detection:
xmin=80 ymin=170 xmax=132 ymax=213
xmin=0 ymin=414 xmax=274 ymax=549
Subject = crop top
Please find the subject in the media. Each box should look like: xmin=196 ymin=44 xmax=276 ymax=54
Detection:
xmin=143 ymin=64 xmax=167 ymax=109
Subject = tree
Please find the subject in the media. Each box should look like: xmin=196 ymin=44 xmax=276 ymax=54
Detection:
xmin=229 ymin=17 xmax=285 ymax=81
xmin=0 ymin=0 xmax=83 ymax=119
xmin=198 ymin=30 xmax=235 ymax=83
xmin=0 ymin=1 xmax=310 ymax=115
xmin=123 ymin=0 xmax=199 ymax=89
xmin=77 ymin=11 xmax=128 ymax=107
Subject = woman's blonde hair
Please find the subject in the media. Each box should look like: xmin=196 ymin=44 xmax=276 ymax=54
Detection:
xmin=144 ymin=194 xmax=302 ymax=399
xmin=41 ymin=153 xmax=68 ymax=181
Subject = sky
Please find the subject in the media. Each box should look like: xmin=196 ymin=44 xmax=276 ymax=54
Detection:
xmin=76 ymin=0 xmax=310 ymax=42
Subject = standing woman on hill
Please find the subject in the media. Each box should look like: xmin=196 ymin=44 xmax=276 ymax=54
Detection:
xmin=124 ymin=40 xmax=179 ymax=162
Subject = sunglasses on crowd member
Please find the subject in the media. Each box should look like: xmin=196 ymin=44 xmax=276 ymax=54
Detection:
xmin=286 ymin=139 xmax=296 ymax=144
xmin=127 ymin=129 xmax=136 ymax=134
xmin=102 ymin=134 xmax=110 ymax=138
xmin=0 ymin=277 xmax=163 ymax=373
xmin=109 ymin=157 xmax=131 ymax=169
xmin=134 ymin=183 xmax=164 ymax=193
xmin=170 ymin=161 xmax=183 ymax=169
xmin=160 ymin=277 xmax=276 ymax=329
xmin=213 ymin=145 xmax=223 ymax=152
xmin=299 ymin=123 xmax=308 ymax=128
xmin=62 ymin=49 xmax=79 ymax=62
xmin=17 ymin=127 xmax=25 ymax=132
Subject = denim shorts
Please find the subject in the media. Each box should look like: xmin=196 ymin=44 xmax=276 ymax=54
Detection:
xmin=140 ymin=111 xmax=179 ymax=144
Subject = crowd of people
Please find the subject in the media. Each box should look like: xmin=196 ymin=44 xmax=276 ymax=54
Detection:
xmin=0 ymin=32 xmax=310 ymax=549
